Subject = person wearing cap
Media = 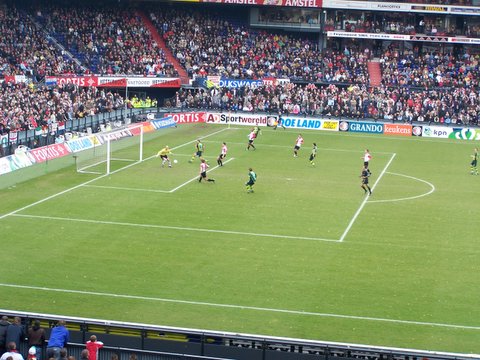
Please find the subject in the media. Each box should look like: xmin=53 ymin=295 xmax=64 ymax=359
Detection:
xmin=27 ymin=347 xmax=37 ymax=360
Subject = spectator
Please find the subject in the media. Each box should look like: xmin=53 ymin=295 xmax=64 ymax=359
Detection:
xmin=80 ymin=350 xmax=89 ymax=360
xmin=0 ymin=317 xmax=10 ymax=355
xmin=5 ymin=317 xmax=24 ymax=350
xmin=46 ymin=321 xmax=69 ymax=360
xmin=27 ymin=347 xmax=37 ymax=360
xmin=85 ymin=336 xmax=103 ymax=360
xmin=27 ymin=321 xmax=46 ymax=360
xmin=58 ymin=349 xmax=67 ymax=360
xmin=0 ymin=343 xmax=24 ymax=360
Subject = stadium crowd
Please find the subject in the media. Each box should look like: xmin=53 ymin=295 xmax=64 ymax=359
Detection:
xmin=380 ymin=49 xmax=480 ymax=88
xmin=0 ymin=82 xmax=124 ymax=135
xmin=34 ymin=3 xmax=178 ymax=77
xmin=0 ymin=1 xmax=480 ymax=154
xmin=175 ymin=82 xmax=480 ymax=126
xmin=0 ymin=4 xmax=82 ymax=78
xmin=149 ymin=8 xmax=369 ymax=83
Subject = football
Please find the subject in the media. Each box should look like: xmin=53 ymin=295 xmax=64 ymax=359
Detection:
xmin=173 ymin=159 xmax=178 ymax=164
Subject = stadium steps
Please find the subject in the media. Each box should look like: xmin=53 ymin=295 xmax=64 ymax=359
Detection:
xmin=367 ymin=60 xmax=382 ymax=87
xmin=136 ymin=10 xmax=189 ymax=85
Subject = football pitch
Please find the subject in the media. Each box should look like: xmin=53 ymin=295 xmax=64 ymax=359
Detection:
xmin=0 ymin=123 xmax=479 ymax=354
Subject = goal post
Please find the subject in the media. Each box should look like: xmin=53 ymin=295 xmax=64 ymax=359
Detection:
xmin=75 ymin=124 xmax=144 ymax=175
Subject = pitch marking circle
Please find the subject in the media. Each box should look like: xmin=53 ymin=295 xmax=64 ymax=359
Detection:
xmin=368 ymin=172 xmax=435 ymax=204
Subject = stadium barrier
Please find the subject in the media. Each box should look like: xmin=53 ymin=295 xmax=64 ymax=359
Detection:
xmin=0 ymin=310 xmax=477 ymax=360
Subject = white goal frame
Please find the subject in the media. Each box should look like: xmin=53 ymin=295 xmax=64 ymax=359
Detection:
xmin=76 ymin=124 xmax=144 ymax=175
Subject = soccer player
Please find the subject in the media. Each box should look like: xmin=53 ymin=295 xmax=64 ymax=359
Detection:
xmin=198 ymin=159 xmax=215 ymax=183
xmin=309 ymin=143 xmax=317 ymax=166
xmin=245 ymin=167 xmax=257 ymax=193
xmin=360 ymin=166 xmax=372 ymax=195
xmin=246 ymin=129 xmax=256 ymax=150
xmin=363 ymin=149 xmax=372 ymax=168
xmin=293 ymin=134 xmax=304 ymax=157
xmin=189 ymin=139 xmax=204 ymax=163
xmin=471 ymin=147 xmax=478 ymax=175
xmin=253 ymin=126 xmax=261 ymax=138
xmin=217 ymin=142 xmax=228 ymax=166
xmin=273 ymin=117 xmax=286 ymax=130
xmin=156 ymin=145 xmax=173 ymax=168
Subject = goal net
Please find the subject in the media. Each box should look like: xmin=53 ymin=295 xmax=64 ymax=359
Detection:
xmin=75 ymin=124 xmax=144 ymax=175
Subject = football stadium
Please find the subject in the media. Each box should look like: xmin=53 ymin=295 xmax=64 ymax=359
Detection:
xmin=0 ymin=0 xmax=480 ymax=359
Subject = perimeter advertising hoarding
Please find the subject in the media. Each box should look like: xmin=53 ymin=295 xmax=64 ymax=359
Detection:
xmin=29 ymin=144 xmax=70 ymax=163
xmin=421 ymin=126 xmax=453 ymax=138
xmin=280 ymin=116 xmax=339 ymax=131
xmin=323 ymin=0 xmax=480 ymax=15
xmin=198 ymin=0 xmax=321 ymax=7
xmin=44 ymin=76 xmax=181 ymax=88
xmin=205 ymin=112 xmax=276 ymax=126
xmin=448 ymin=128 xmax=480 ymax=140
xmin=340 ymin=121 xmax=384 ymax=134
xmin=383 ymin=124 xmax=412 ymax=136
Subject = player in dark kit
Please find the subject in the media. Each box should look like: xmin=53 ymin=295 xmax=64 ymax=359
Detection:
xmin=190 ymin=139 xmax=204 ymax=163
xmin=309 ymin=143 xmax=317 ymax=166
xmin=245 ymin=168 xmax=257 ymax=193
xmin=360 ymin=166 xmax=372 ymax=195
xmin=470 ymin=147 xmax=478 ymax=175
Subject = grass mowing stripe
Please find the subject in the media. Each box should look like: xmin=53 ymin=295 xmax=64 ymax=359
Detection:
xmin=0 ymin=127 xmax=230 ymax=221
xmin=339 ymin=153 xmax=396 ymax=242
xmin=11 ymin=214 xmax=340 ymax=242
xmin=0 ymin=283 xmax=479 ymax=331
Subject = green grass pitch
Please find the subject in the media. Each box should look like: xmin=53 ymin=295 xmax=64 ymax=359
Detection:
xmin=0 ymin=123 xmax=479 ymax=354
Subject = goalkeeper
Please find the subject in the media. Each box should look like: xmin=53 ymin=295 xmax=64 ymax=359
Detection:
xmin=156 ymin=146 xmax=173 ymax=168
xmin=245 ymin=168 xmax=257 ymax=193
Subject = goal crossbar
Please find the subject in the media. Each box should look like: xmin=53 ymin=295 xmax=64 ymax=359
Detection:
xmin=75 ymin=124 xmax=144 ymax=175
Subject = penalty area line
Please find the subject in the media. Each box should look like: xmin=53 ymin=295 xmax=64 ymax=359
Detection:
xmin=11 ymin=214 xmax=339 ymax=243
xmin=0 ymin=283 xmax=478 ymax=331
xmin=0 ymin=127 xmax=230 ymax=221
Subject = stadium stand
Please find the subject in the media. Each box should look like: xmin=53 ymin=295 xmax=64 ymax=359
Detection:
xmin=0 ymin=310 xmax=477 ymax=360
xmin=0 ymin=3 xmax=82 ymax=78
xmin=29 ymin=1 xmax=178 ymax=77
xmin=148 ymin=6 xmax=368 ymax=83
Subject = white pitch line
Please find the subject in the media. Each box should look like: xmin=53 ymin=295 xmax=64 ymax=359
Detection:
xmin=0 ymin=283 xmax=478 ymax=331
xmin=169 ymin=157 xmax=235 ymax=193
xmin=338 ymin=153 xmax=397 ymax=242
xmin=11 ymin=213 xmax=339 ymax=243
xmin=0 ymin=127 xmax=230 ymax=221
xmin=83 ymin=185 xmax=171 ymax=193
xmin=369 ymin=172 xmax=436 ymax=204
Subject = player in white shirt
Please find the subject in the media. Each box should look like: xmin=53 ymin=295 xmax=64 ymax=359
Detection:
xmin=217 ymin=142 xmax=228 ymax=166
xmin=293 ymin=134 xmax=304 ymax=157
xmin=246 ymin=130 xmax=256 ymax=151
xmin=363 ymin=149 xmax=372 ymax=169
xmin=198 ymin=159 xmax=215 ymax=183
